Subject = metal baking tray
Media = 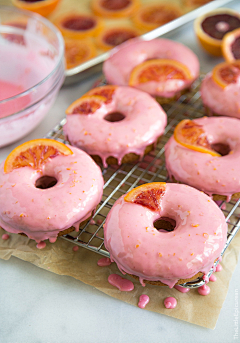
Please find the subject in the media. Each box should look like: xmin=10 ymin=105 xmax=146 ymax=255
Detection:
xmin=64 ymin=0 xmax=234 ymax=85
xmin=45 ymin=75 xmax=240 ymax=288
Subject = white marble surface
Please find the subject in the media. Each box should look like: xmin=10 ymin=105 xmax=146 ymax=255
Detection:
xmin=1 ymin=1 xmax=240 ymax=342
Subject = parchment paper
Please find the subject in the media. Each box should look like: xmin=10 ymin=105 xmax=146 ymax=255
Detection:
xmin=1 ymin=226 xmax=240 ymax=329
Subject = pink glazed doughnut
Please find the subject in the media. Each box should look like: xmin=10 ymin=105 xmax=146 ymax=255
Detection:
xmin=64 ymin=85 xmax=167 ymax=167
xmin=104 ymin=182 xmax=227 ymax=288
xmin=103 ymin=38 xmax=200 ymax=99
xmin=165 ymin=117 xmax=240 ymax=201
xmin=0 ymin=144 xmax=104 ymax=243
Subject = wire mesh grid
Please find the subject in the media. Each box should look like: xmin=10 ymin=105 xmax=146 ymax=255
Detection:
xmin=45 ymin=75 xmax=240 ymax=288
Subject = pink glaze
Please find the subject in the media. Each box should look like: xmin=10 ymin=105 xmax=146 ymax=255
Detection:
xmin=198 ymin=284 xmax=210 ymax=296
xmin=104 ymin=183 xmax=227 ymax=288
xmin=201 ymin=73 xmax=240 ymax=118
xmin=174 ymin=285 xmax=190 ymax=293
xmin=0 ymin=146 xmax=104 ymax=243
xmin=138 ymin=294 xmax=149 ymax=309
xmin=164 ymin=297 xmax=177 ymax=309
xmin=203 ymin=275 xmax=209 ymax=283
xmin=165 ymin=117 xmax=240 ymax=201
xmin=64 ymin=86 xmax=167 ymax=167
xmin=36 ymin=241 xmax=46 ymax=249
xmin=72 ymin=246 xmax=79 ymax=252
xmin=108 ymin=274 xmax=134 ymax=291
xmin=103 ymin=38 xmax=199 ymax=98
xmin=97 ymin=257 xmax=112 ymax=266
xmin=1 ymin=233 xmax=9 ymax=240
xmin=209 ymin=274 xmax=217 ymax=282
xmin=216 ymin=263 xmax=222 ymax=272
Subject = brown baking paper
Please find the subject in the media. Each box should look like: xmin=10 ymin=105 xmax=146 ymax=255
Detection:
xmin=1 ymin=227 xmax=240 ymax=329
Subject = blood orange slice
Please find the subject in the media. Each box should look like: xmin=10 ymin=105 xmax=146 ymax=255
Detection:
xmin=124 ymin=182 xmax=166 ymax=211
xmin=222 ymin=28 xmax=240 ymax=62
xmin=65 ymin=38 xmax=96 ymax=69
xmin=132 ymin=4 xmax=182 ymax=32
xmin=4 ymin=139 xmax=73 ymax=174
xmin=96 ymin=27 xmax=139 ymax=51
xmin=128 ymin=59 xmax=192 ymax=87
xmin=12 ymin=0 xmax=60 ymax=17
xmin=174 ymin=120 xmax=220 ymax=156
xmin=194 ymin=8 xmax=240 ymax=56
xmin=85 ymin=85 xmax=117 ymax=104
xmin=91 ymin=0 xmax=139 ymax=18
xmin=54 ymin=13 xmax=103 ymax=39
xmin=66 ymin=95 xmax=106 ymax=115
xmin=212 ymin=61 xmax=240 ymax=89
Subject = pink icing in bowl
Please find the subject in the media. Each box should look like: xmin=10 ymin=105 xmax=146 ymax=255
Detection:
xmin=0 ymin=7 xmax=65 ymax=147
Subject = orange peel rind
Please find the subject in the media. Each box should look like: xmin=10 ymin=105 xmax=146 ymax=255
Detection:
xmin=4 ymin=139 xmax=73 ymax=174
xmin=128 ymin=59 xmax=192 ymax=87
xmin=85 ymin=85 xmax=117 ymax=104
xmin=212 ymin=61 xmax=240 ymax=89
xmin=91 ymin=0 xmax=140 ymax=19
xmin=124 ymin=182 xmax=166 ymax=212
xmin=12 ymin=0 xmax=61 ymax=17
xmin=174 ymin=119 xmax=220 ymax=157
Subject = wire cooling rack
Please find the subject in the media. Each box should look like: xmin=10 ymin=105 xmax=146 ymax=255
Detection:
xmin=45 ymin=76 xmax=240 ymax=288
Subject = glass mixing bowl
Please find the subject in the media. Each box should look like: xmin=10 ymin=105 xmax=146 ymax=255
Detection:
xmin=0 ymin=6 xmax=65 ymax=147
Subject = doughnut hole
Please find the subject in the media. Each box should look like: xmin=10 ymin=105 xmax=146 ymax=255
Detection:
xmin=211 ymin=142 xmax=231 ymax=156
xmin=104 ymin=112 xmax=125 ymax=122
xmin=154 ymin=217 xmax=176 ymax=233
xmin=35 ymin=175 xmax=58 ymax=189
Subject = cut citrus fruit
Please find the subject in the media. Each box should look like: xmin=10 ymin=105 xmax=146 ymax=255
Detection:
xmin=124 ymin=182 xmax=166 ymax=211
xmin=64 ymin=38 xmax=96 ymax=70
xmin=212 ymin=61 xmax=240 ymax=89
xmin=194 ymin=8 xmax=240 ymax=56
xmin=96 ymin=26 xmax=139 ymax=51
xmin=174 ymin=120 xmax=220 ymax=157
xmin=54 ymin=13 xmax=103 ymax=39
xmin=66 ymin=95 xmax=106 ymax=115
xmin=128 ymin=59 xmax=192 ymax=87
xmin=222 ymin=28 xmax=240 ymax=62
xmin=12 ymin=0 xmax=60 ymax=17
xmin=91 ymin=0 xmax=139 ymax=19
xmin=85 ymin=85 xmax=117 ymax=104
xmin=184 ymin=0 xmax=212 ymax=8
xmin=132 ymin=4 xmax=182 ymax=32
xmin=4 ymin=139 xmax=73 ymax=174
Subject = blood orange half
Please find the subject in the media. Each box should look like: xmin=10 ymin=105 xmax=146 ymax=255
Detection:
xmin=65 ymin=38 xmax=96 ymax=69
xmin=91 ymin=0 xmax=139 ymax=18
xmin=222 ymin=28 xmax=240 ymax=62
xmin=124 ymin=182 xmax=166 ymax=212
xmin=12 ymin=0 xmax=60 ymax=17
xmin=174 ymin=120 xmax=220 ymax=156
xmin=96 ymin=26 xmax=139 ymax=51
xmin=4 ymin=139 xmax=73 ymax=174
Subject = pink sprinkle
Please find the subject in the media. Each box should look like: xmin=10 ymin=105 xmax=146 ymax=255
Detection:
xmin=164 ymin=297 xmax=177 ymax=309
xmin=36 ymin=241 xmax=46 ymax=249
xmin=216 ymin=263 xmax=222 ymax=272
xmin=138 ymin=294 xmax=149 ymax=309
xmin=108 ymin=274 xmax=134 ymax=291
xmin=2 ymin=234 xmax=9 ymax=240
xmin=90 ymin=219 xmax=96 ymax=225
xmin=174 ymin=285 xmax=190 ymax=293
xmin=209 ymin=274 xmax=217 ymax=282
xmin=97 ymin=257 xmax=112 ymax=267
xmin=72 ymin=246 xmax=79 ymax=252
xmin=198 ymin=284 xmax=210 ymax=296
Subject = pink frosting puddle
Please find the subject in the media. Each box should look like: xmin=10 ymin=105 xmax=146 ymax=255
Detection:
xmin=72 ymin=246 xmax=79 ymax=252
xmin=216 ymin=264 xmax=222 ymax=272
xmin=108 ymin=274 xmax=134 ymax=291
xmin=36 ymin=241 xmax=46 ymax=249
xmin=1 ymin=233 xmax=9 ymax=240
xmin=0 ymin=80 xmax=30 ymax=118
xmin=164 ymin=297 xmax=177 ymax=309
xmin=198 ymin=284 xmax=210 ymax=296
xmin=97 ymin=257 xmax=112 ymax=267
xmin=209 ymin=274 xmax=217 ymax=282
xmin=203 ymin=275 xmax=209 ymax=283
xmin=174 ymin=285 xmax=190 ymax=293
xmin=138 ymin=294 xmax=149 ymax=309
xmin=90 ymin=219 xmax=96 ymax=225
